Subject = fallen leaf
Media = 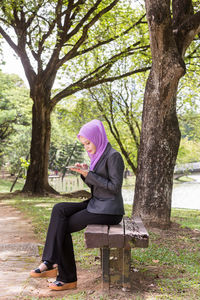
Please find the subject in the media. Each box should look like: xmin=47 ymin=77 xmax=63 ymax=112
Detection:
xmin=152 ymin=259 xmax=159 ymax=263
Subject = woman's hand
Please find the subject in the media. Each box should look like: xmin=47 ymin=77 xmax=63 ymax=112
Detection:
xmin=71 ymin=168 xmax=88 ymax=177
xmin=70 ymin=163 xmax=89 ymax=178
xmin=75 ymin=163 xmax=88 ymax=170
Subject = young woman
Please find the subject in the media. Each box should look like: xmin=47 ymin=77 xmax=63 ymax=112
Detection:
xmin=30 ymin=119 xmax=125 ymax=291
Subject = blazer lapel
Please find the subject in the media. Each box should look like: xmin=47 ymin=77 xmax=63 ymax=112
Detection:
xmin=93 ymin=143 xmax=111 ymax=172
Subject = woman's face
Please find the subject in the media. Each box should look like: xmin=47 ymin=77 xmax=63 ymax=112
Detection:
xmin=79 ymin=136 xmax=96 ymax=154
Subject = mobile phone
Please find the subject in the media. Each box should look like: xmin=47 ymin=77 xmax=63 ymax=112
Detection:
xmin=66 ymin=166 xmax=85 ymax=170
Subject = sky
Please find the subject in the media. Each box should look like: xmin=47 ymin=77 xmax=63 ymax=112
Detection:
xmin=1 ymin=42 xmax=64 ymax=89
xmin=1 ymin=43 xmax=29 ymax=87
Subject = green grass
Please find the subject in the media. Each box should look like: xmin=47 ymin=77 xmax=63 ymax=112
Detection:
xmin=1 ymin=179 xmax=200 ymax=299
xmin=171 ymin=208 xmax=200 ymax=230
xmin=21 ymin=293 xmax=88 ymax=300
xmin=128 ymin=209 xmax=200 ymax=299
xmin=0 ymin=177 xmax=24 ymax=192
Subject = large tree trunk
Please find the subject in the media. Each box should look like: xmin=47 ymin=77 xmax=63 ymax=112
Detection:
xmin=132 ymin=0 xmax=185 ymax=228
xmin=133 ymin=81 xmax=182 ymax=228
xmin=22 ymin=93 xmax=58 ymax=195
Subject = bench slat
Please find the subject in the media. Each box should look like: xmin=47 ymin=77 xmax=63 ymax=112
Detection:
xmin=84 ymin=224 xmax=109 ymax=248
xmin=108 ymin=221 xmax=124 ymax=248
xmin=124 ymin=217 xmax=149 ymax=248
xmin=133 ymin=216 xmax=149 ymax=236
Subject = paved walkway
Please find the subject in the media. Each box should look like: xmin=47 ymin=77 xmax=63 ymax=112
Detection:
xmin=0 ymin=202 xmax=99 ymax=300
xmin=0 ymin=203 xmax=41 ymax=299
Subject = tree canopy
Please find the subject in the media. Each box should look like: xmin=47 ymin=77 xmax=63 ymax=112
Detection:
xmin=0 ymin=71 xmax=31 ymax=170
xmin=0 ymin=0 xmax=151 ymax=194
xmin=0 ymin=0 xmax=148 ymax=98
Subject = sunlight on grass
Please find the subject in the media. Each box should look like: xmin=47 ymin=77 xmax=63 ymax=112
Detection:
xmin=171 ymin=208 xmax=200 ymax=230
xmin=0 ymin=178 xmax=24 ymax=192
xmin=34 ymin=203 xmax=53 ymax=208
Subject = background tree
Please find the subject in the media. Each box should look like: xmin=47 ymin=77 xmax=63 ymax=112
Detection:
xmin=0 ymin=0 xmax=147 ymax=194
xmin=49 ymin=142 xmax=84 ymax=177
xmin=176 ymin=70 xmax=200 ymax=164
xmin=133 ymin=0 xmax=200 ymax=228
xmin=88 ymin=76 xmax=146 ymax=174
xmin=0 ymin=71 xmax=31 ymax=170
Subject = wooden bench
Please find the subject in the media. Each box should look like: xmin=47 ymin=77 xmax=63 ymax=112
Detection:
xmin=84 ymin=216 xmax=149 ymax=291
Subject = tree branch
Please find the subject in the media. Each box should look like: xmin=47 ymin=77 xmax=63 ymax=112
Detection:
xmin=65 ymin=0 xmax=103 ymax=41
xmin=0 ymin=26 xmax=36 ymax=84
xmin=88 ymin=87 xmax=137 ymax=173
xmin=172 ymin=0 xmax=194 ymax=29
xmin=70 ymin=14 xmax=147 ymax=59
xmin=44 ymin=0 xmax=109 ymax=78
xmin=115 ymin=88 xmax=140 ymax=148
xmin=50 ymin=65 xmax=150 ymax=108
xmin=56 ymin=0 xmax=120 ymax=68
xmin=61 ymin=42 xmax=145 ymax=87
xmin=102 ymin=113 xmax=137 ymax=173
xmin=172 ymin=0 xmax=200 ymax=56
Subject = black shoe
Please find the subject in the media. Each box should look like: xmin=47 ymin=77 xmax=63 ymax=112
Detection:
xmin=30 ymin=261 xmax=58 ymax=278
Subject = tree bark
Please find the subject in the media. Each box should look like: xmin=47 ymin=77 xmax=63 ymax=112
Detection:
xmin=132 ymin=0 xmax=185 ymax=228
xmin=22 ymin=90 xmax=58 ymax=195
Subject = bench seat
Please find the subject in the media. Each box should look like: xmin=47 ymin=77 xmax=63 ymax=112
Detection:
xmin=84 ymin=216 xmax=149 ymax=291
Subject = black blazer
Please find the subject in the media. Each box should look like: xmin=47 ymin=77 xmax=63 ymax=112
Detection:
xmin=82 ymin=143 xmax=125 ymax=215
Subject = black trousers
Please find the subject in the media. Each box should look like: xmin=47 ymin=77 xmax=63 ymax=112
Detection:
xmin=42 ymin=200 xmax=122 ymax=283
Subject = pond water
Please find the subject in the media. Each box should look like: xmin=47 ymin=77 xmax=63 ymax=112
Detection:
xmin=123 ymin=173 xmax=200 ymax=210
xmin=172 ymin=173 xmax=200 ymax=209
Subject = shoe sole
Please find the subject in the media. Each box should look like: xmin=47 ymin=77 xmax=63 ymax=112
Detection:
xmin=30 ymin=268 xmax=57 ymax=278
xmin=49 ymin=281 xmax=77 ymax=291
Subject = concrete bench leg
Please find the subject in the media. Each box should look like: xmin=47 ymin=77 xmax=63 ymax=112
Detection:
xmin=100 ymin=247 xmax=131 ymax=291
xmin=100 ymin=247 xmax=110 ymax=291
xmin=122 ymin=247 xmax=131 ymax=290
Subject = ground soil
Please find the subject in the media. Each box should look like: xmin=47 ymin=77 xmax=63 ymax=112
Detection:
xmin=1 ymin=194 xmax=200 ymax=299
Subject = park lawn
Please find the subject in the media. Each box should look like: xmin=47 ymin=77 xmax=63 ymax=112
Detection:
xmin=0 ymin=180 xmax=200 ymax=299
xmin=0 ymin=177 xmax=24 ymax=193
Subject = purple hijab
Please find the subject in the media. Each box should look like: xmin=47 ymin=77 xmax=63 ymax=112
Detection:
xmin=77 ymin=119 xmax=109 ymax=171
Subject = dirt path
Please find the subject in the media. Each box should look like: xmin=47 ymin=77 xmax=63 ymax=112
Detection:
xmin=0 ymin=202 xmax=144 ymax=300
xmin=0 ymin=202 xmax=40 ymax=299
xmin=0 ymin=203 xmax=103 ymax=300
